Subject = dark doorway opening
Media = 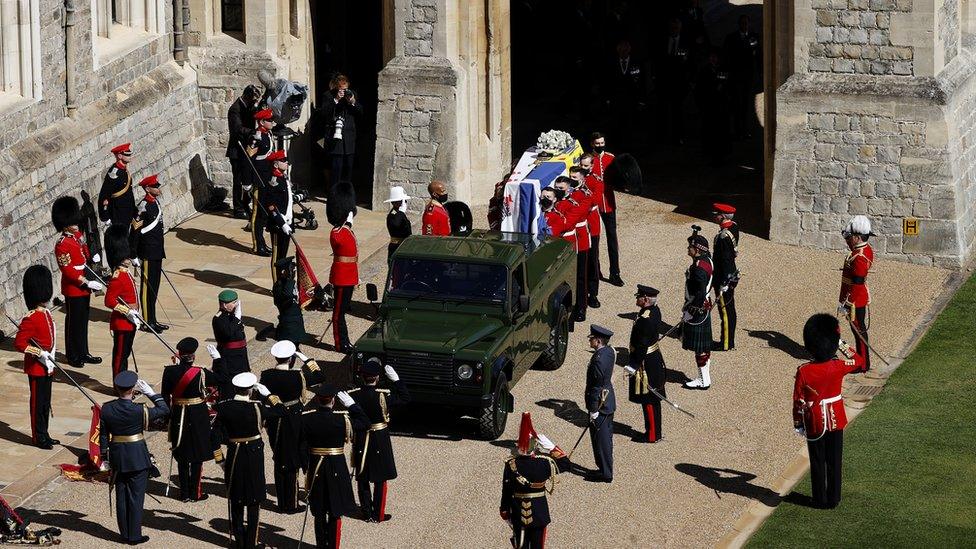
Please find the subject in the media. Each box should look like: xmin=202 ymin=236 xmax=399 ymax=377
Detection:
xmin=309 ymin=0 xmax=385 ymax=206
xmin=510 ymin=0 xmax=768 ymax=237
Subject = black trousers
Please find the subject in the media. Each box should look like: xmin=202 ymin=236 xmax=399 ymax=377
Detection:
xmin=807 ymin=430 xmax=844 ymax=509
xmin=599 ymin=211 xmax=620 ymax=279
xmin=230 ymin=157 xmax=252 ymax=214
xmin=139 ymin=259 xmax=161 ymax=325
xmin=177 ymin=459 xmax=203 ymax=501
xmin=273 ymin=465 xmax=299 ymax=512
xmin=512 ymin=524 xmax=547 ymax=548
xmin=64 ymin=294 xmax=91 ymax=362
xmin=357 ymin=478 xmax=388 ymax=521
xmin=851 ymin=306 xmax=870 ymax=371
xmin=641 ymin=401 xmax=662 ymax=442
xmin=574 ymin=251 xmax=589 ymax=316
xmin=250 ymin=188 xmax=268 ymax=252
xmin=332 ymin=285 xmax=353 ymax=350
xmin=113 ymin=468 xmax=148 ymax=543
xmin=330 ymin=153 xmax=355 ymax=189
xmin=111 ymin=329 xmax=135 ymax=379
xmin=716 ymin=287 xmax=736 ymax=350
xmin=28 ymin=375 xmax=52 ymax=444
xmin=314 ymin=514 xmax=342 ymax=548
xmin=229 ymin=501 xmax=260 ymax=548
xmin=589 ymin=412 xmax=614 ymax=480
xmin=270 ymin=231 xmax=291 ymax=285
xmin=587 ymin=236 xmax=600 ymax=299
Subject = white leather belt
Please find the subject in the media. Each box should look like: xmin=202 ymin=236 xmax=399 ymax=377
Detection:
xmin=575 ymin=221 xmax=587 ymax=228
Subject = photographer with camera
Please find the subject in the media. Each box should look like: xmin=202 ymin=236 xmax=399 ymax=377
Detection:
xmin=226 ymin=85 xmax=260 ymax=219
xmin=316 ymin=74 xmax=363 ymax=191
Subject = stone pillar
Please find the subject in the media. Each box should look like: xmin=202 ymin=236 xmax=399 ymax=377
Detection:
xmin=245 ymin=0 xmax=278 ymax=52
xmin=770 ymin=0 xmax=975 ymax=267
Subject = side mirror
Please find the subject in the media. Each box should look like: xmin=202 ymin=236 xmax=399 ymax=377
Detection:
xmin=366 ymin=283 xmax=379 ymax=303
xmin=517 ymin=295 xmax=530 ymax=313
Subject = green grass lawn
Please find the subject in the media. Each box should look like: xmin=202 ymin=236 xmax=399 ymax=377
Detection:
xmin=748 ymin=272 xmax=976 ymax=548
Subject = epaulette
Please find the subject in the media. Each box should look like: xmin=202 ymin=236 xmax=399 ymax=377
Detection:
xmin=108 ymin=167 xmax=118 ymax=179
xmin=302 ymin=409 xmax=316 ymax=415
xmin=347 ymin=388 xmax=360 ymax=393
xmin=334 ymin=410 xmax=349 ymax=415
xmin=639 ymin=309 xmax=651 ymax=318
xmin=377 ymin=388 xmax=390 ymax=394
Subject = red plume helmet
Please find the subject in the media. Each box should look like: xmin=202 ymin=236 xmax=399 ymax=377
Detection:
xmin=516 ymin=412 xmax=537 ymax=455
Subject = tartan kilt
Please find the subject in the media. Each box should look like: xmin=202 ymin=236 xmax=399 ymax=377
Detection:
xmin=682 ymin=314 xmax=713 ymax=353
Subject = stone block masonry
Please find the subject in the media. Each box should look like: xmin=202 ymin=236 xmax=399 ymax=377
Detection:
xmin=808 ymin=0 xmax=915 ymax=76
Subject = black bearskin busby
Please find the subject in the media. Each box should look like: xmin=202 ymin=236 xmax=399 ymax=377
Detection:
xmin=326 ymin=180 xmax=357 ymax=227
xmin=104 ymin=224 xmax=132 ymax=269
xmin=803 ymin=313 xmax=841 ymax=362
xmin=23 ymin=265 xmax=54 ymax=309
xmin=445 ymin=201 xmax=473 ymax=236
xmin=604 ymin=153 xmax=641 ymax=192
xmin=688 ymin=225 xmax=709 ymax=252
xmin=51 ymin=196 xmax=81 ymax=232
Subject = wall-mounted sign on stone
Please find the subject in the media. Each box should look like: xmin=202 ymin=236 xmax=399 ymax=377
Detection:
xmin=903 ymin=217 xmax=919 ymax=236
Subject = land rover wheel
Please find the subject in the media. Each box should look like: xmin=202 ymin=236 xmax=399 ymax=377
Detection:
xmin=538 ymin=305 xmax=569 ymax=370
xmin=478 ymin=374 xmax=510 ymax=440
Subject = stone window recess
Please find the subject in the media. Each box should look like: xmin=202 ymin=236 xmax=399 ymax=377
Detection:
xmin=92 ymin=0 xmax=166 ymax=40
xmin=0 ymin=0 xmax=42 ymax=101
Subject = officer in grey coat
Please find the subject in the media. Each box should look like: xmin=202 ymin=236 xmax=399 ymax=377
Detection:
xmin=584 ymin=324 xmax=616 ymax=483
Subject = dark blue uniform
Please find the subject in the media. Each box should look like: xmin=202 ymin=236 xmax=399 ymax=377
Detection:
xmin=348 ymin=381 xmax=410 ymax=521
xmin=99 ymin=394 xmax=170 ymax=543
xmin=500 ymin=452 xmax=571 ymax=548
xmin=261 ymin=174 xmax=291 ymax=283
xmin=585 ymin=345 xmax=616 ymax=481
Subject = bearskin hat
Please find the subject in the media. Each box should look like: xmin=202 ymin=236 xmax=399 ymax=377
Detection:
xmin=326 ymin=180 xmax=357 ymax=227
xmin=104 ymin=224 xmax=132 ymax=269
xmin=803 ymin=313 xmax=840 ymax=362
xmin=51 ymin=196 xmax=81 ymax=231
xmin=604 ymin=153 xmax=641 ymax=191
xmin=23 ymin=265 xmax=53 ymax=309
xmin=445 ymin=201 xmax=473 ymax=236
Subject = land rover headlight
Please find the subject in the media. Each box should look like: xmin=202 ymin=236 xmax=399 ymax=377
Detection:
xmin=457 ymin=363 xmax=474 ymax=380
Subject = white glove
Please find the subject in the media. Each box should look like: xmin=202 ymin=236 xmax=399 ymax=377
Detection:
xmin=235 ymin=300 xmax=243 ymax=320
xmin=281 ymin=223 xmax=293 ymax=236
xmin=207 ymin=344 xmax=220 ymax=359
xmin=294 ymin=193 xmax=305 ymax=202
xmin=254 ymin=383 xmax=271 ymax=397
xmin=132 ymin=258 xmax=141 ymax=268
xmin=243 ymin=184 xmax=253 ymax=192
xmin=99 ymin=461 xmax=111 ymax=472
xmin=86 ymin=280 xmax=105 ymax=292
xmin=92 ymin=253 xmax=101 ymax=264
xmin=384 ymin=365 xmax=399 ymax=382
xmin=135 ymin=379 xmax=155 ymax=396
xmin=681 ymin=311 xmax=692 ymax=322
xmin=837 ymin=302 xmax=850 ymax=317
xmin=719 ymin=285 xmax=729 ymax=294
xmin=295 ymin=351 xmax=309 ymax=362
xmin=126 ymin=310 xmax=142 ymax=328
xmin=535 ymin=433 xmax=555 ymax=452
xmin=624 ymin=365 xmax=636 ymax=375
xmin=102 ymin=220 xmax=112 ymax=228
xmin=589 ymin=411 xmax=600 ymax=421
xmin=793 ymin=427 xmax=806 ymax=437
xmin=40 ymin=352 xmax=56 ymax=374
xmin=337 ymin=391 xmax=355 ymax=407
xmin=137 ymin=202 xmax=147 ymax=214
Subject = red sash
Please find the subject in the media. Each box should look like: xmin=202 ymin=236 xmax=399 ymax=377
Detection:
xmin=172 ymin=366 xmax=201 ymax=400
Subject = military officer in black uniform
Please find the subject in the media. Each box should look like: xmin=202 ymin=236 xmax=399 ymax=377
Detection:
xmin=160 ymin=337 xmax=219 ymax=502
xmin=259 ymin=340 xmax=323 ymax=513
xmin=272 ymin=257 xmax=306 ymax=344
xmin=212 ymin=289 xmax=250 ymax=399
xmin=99 ymin=143 xmax=137 ymax=228
xmin=624 ymin=285 xmax=667 ymax=443
xmin=227 ymin=85 xmax=259 ymax=218
xmin=301 ymin=384 xmax=370 ymax=548
xmin=212 ymin=372 xmax=286 ymax=548
xmin=247 ymin=108 xmax=276 ymax=256
xmin=348 ymin=358 xmax=409 ymax=522
xmin=261 ymin=149 xmax=294 ymax=284
xmin=584 ymin=324 xmax=616 ymax=482
xmin=99 ymin=371 xmax=170 ymax=545
xmin=500 ymin=413 xmax=571 ymax=549
xmin=131 ymin=174 xmax=168 ymax=333
xmin=712 ymin=203 xmax=740 ymax=351
xmin=384 ymin=186 xmax=412 ymax=260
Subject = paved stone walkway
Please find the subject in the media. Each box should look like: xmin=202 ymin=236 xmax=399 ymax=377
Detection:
xmin=3 ymin=193 xmax=951 ymax=548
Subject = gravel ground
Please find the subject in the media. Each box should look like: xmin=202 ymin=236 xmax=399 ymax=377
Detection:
xmin=22 ymin=193 xmax=949 ymax=548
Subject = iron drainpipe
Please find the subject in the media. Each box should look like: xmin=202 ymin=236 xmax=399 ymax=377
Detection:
xmin=64 ymin=0 xmax=77 ymax=117
xmin=173 ymin=0 xmax=185 ymax=65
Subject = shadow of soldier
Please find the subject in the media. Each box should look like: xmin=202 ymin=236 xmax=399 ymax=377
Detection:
xmin=747 ymin=329 xmax=809 ymax=360
xmin=535 ymin=398 xmax=643 ymax=440
xmin=674 ymin=463 xmax=781 ymax=507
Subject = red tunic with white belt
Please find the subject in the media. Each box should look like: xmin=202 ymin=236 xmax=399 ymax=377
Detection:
xmin=555 ymin=198 xmax=590 ymax=252
xmin=421 ymin=200 xmax=451 ymax=236
xmin=14 ymin=308 xmax=56 ymax=377
xmin=591 ymin=151 xmax=616 ymax=214
xmin=568 ymin=188 xmax=593 ymax=244
xmin=581 ymin=182 xmax=602 ymax=237
xmin=330 ymin=225 xmax=359 ymax=286
xmin=839 ymin=242 xmax=873 ymax=308
xmin=54 ymin=230 xmax=91 ymax=298
xmin=792 ymin=349 xmax=867 ymax=438
xmin=104 ymin=267 xmax=138 ymax=332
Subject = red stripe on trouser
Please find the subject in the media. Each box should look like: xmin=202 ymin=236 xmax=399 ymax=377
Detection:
xmin=645 ymin=404 xmax=655 ymax=442
xmin=29 ymin=378 xmax=37 ymax=443
xmin=378 ymin=481 xmax=388 ymax=522
xmin=196 ymin=465 xmax=203 ymax=499
xmin=335 ymin=517 xmax=342 ymax=548
xmin=541 ymin=527 xmax=548 ymax=548
xmin=113 ymin=332 xmax=124 ymax=378
xmin=332 ymin=287 xmax=343 ymax=348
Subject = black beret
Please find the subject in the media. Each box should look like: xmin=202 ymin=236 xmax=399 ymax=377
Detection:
xmin=177 ymin=337 xmax=199 ymax=355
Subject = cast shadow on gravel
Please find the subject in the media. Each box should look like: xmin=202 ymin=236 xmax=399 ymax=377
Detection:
xmin=674 ymin=463 xmax=781 ymax=507
xmin=535 ymin=398 xmax=643 ymax=440
xmin=747 ymin=330 xmax=809 ymax=360
xmin=609 ymin=348 xmax=692 ymax=385
xmin=18 ymin=509 xmax=118 ymax=543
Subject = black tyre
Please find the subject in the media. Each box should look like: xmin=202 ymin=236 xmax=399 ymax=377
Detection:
xmin=478 ymin=374 xmax=510 ymax=440
xmin=537 ymin=305 xmax=569 ymax=370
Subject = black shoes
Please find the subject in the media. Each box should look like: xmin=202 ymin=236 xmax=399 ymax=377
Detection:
xmin=607 ymin=275 xmax=625 ymax=287
xmin=588 ymin=296 xmax=601 ymax=308
xmin=584 ymin=474 xmax=612 ymax=483
xmin=126 ymin=535 xmax=150 ymax=545
xmin=36 ymin=438 xmax=60 ymax=450
xmin=140 ymin=323 xmax=169 ymax=332
xmin=256 ymin=247 xmax=272 ymax=257
xmin=573 ymin=310 xmax=586 ymax=322
xmin=82 ymin=354 xmax=102 ymax=364
xmin=232 ymin=210 xmax=248 ymax=219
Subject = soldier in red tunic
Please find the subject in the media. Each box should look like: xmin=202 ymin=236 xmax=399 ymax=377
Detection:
xmin=838 ymin=215 xmax=875 ymax=371
xmin=421 ymin=180 xmax=451 ymax=236
xmin=554 ymin=176 xmax=591 ymax=322
xmin=14 ymin=265 xmax=60 ymax=449
xmin=327 ymin=181 xmax=359 ymax=354
xmin=794 ymin=313 xmax=867 ymax=508
xmin=103 ymin=224 xmax=142 ymax=379
xmin=589 ymin=132 xmax=623 ymax=287
xmin=52 ymin=196 xmax=104 ymax=368
xmin=575 ymin=157 xmax=603 ymax=308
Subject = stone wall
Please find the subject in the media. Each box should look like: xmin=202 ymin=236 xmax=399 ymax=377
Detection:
xmin=940 ymin=0 xmax=960 ymax=64
xmin=405 ymin=0 xmax=437 ymax=57
xmin=808 ymin=0 xmax=915 ymax=76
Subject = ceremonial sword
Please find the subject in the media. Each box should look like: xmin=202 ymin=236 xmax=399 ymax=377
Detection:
xmin=633 ymin=321 xmax=697 ymax=418
xmin=836 ymin=308 xmax=891 ymax=367
xmin=160 ymin=267 xmax=193 ymax=319
xmin=568 ymin=388 xmax=609 ymax=459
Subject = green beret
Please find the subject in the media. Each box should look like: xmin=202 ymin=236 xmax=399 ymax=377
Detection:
xmin=218 ymin=289 xmax=239 ymax=302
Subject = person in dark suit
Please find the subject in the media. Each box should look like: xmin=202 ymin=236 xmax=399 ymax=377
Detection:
xmin=212 ymin=372 xmax=286 ymax=549
xmin=131 ymin=174 xmax=168 ymax=333
xmin=160 ymin=337 xmax=219 ymax=502
xmin=584 ymin=324 xmax=616 ymax=482
xmin=724 ymin=14 xmax=761 ymax=138
xmin=348 ymin=358 xmax=409 ymax=522
xmin=679 ymin=0 xmax=709 ymax=60
xmin=226 ymin=85 xmax=259 ymax=218
xmin=300 ymin=384 xmax=370 ymax=548
xmin=212 ymin=289 xmax=250 ymax=400
xmin=656 ymin=17 xmax=694 ymax=144
xmin=695 ymin=48 xmax=732 ymax=164
xmin=603 ymin=39 xmax=646 ymax=146
xmin=316 ymin=74 xmax=363 ymax=191
xmin=384 ymin=186 xmax=412 ymax=260
xmin=99 ymin=371 xmax=170 ymax=545
xmin=624 ymin=285 xmax=667 ymax=443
